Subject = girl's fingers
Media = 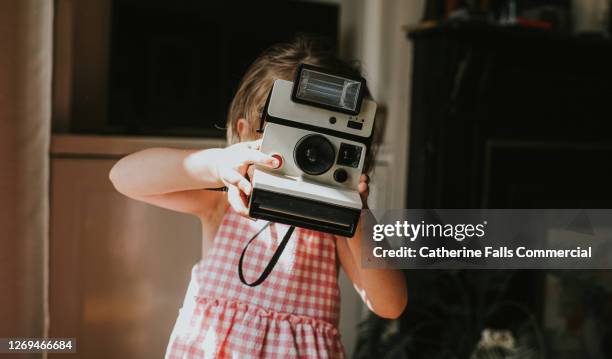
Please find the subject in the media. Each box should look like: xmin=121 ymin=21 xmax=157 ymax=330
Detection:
xmin=358 ymin=181 xmax=369 ymax=194
xmin=358 ymin=182 xmax=369 ymax=208
xmin=223 ymin=170 xmax=252 ymax=196
xmin=244 ymin=149 xmax=278 ymax=168
xmin=227 ymin=186 xmax=249 ymax=216
xmin=246 ymin=165 xmax=256 ymax=179
xmin=360 ymin=174 xmax=370 ymax=183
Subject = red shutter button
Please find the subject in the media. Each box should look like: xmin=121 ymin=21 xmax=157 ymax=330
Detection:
xmin=271 ymin=154 xmax=283 ymax=169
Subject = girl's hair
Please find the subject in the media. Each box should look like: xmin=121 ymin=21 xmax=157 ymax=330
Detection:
xmin=226 ymin=35 xmax=379 ymax=173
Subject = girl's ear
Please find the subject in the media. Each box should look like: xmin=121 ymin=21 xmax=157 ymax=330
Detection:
xmin=236 ymin=118 xmax=250 ymax=142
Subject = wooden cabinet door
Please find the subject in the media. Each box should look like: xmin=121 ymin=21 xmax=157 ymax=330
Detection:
xmin=49 ymin=156 xmax=201 ymax=359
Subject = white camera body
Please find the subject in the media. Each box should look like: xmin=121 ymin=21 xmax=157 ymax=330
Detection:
xmin=248 ymin=75 xmax=377 ymax=237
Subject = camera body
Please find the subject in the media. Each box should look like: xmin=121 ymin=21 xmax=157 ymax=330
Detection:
xmin=248 ymin=65 xmax=377 ymax=237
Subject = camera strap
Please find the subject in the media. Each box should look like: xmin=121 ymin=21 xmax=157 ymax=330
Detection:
xmin=238 ymin=222 xmax=295 ymax=286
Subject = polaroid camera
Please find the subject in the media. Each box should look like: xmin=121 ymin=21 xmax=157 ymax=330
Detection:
xmin=248 ymin=64 xmax=377 ymax=237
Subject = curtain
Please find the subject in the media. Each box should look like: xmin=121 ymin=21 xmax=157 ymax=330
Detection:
xmin=0 ymin=0 xmax=53 ymax=344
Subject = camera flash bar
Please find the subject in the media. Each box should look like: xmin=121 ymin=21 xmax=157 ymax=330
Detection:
xmin=292 ymin=64 xmax=366 ymax=116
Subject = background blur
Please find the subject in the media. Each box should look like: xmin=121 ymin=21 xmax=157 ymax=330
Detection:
xmin=1 ymin=0 xmax=611 ymax=358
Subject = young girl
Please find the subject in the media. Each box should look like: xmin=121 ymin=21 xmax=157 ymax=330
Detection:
xmin=109 ymin=36 xmax=407 ymax=359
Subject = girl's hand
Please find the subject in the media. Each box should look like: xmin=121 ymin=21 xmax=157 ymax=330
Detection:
xmin=214 ymin=140 xmax=279 ymax=216
xmin=358 ymin=174 xmax=370 ymax=209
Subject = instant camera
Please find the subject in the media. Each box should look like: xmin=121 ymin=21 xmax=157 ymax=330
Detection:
xmin=248 ymin=64 xmax=377 ymax=237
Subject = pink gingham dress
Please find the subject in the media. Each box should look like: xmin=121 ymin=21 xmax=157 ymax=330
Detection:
xmin=165 ymin=208 xmax=344 ymax=358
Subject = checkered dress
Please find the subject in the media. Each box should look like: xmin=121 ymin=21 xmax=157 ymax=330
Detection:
xmin=165 ymin=208 xmax=344 ymax=358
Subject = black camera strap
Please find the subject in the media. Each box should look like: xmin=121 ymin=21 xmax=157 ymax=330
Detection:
xmin=238 ymin=222 xmax=295 ymax=287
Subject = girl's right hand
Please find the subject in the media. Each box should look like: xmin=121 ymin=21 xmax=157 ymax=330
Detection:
xmin=214 ymin=140 xmax=279 ymax=216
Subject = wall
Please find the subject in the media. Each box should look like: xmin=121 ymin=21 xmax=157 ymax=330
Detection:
xmin=338 ymin=0 xmax=423 ymax=355
xmin=341 ymin=0 xmax=424 ymax=210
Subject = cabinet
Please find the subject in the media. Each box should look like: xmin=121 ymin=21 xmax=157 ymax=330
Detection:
xmin=393 ymin=22 xmax=612 ymax=358
xmin=407 ymin=22 xmax=612 ymax=209
xmin=49 ymin=135 xmax=221 ymax=358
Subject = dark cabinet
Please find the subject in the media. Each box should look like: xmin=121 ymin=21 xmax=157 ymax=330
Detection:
xmin=359 ymin=22 xmax=612 ymax=359
xmin=407 ymin=22 xmax=612 ymax=209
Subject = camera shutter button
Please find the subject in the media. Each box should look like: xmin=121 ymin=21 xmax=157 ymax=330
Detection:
xmin=271 ymin=154 xmax=283 ymax=169
xmin=333 ymin=168 xmax=348 ymax=183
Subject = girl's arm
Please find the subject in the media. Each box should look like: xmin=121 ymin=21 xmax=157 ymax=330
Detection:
xmin=336 ymin=175 xmax=408 ymax=319
xmin=109 ymin=140 xmax=278 ymax=216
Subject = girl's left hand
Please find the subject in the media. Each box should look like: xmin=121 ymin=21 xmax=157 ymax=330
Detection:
xmin=358 ymin=174 xmax=370 ymax=209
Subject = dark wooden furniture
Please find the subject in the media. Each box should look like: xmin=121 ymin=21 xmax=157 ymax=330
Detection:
xmin=407 ymin=22 xmax=612 ymax=210
xmin=380 ymin=22 xmax=612 ymax=358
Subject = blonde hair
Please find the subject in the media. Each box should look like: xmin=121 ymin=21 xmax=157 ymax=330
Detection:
xmin=226 ymin=35 xmax=379 ymax=172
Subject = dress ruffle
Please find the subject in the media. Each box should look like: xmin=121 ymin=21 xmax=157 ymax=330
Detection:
xmin=167 ymin=296 xmax=345 ymax=359
xmin=196 ymin=296 xmax=340 ymax=337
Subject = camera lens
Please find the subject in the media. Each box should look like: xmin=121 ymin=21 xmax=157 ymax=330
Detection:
xmin=294 ymin=134 xmax=335 ymax=175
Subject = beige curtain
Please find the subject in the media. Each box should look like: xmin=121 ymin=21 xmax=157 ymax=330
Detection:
xmin=0 ymin=0 xmax=53 ymax=342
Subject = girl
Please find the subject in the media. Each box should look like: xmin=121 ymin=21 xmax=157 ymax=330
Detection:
xmin=109 ymin=36 xmax=407 ymax=359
